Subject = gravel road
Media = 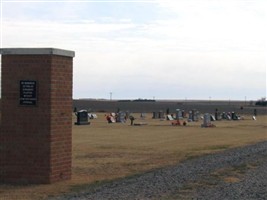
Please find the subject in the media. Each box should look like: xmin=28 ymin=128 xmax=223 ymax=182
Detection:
xmin=49 ymin=141 xmax=267 ymax=200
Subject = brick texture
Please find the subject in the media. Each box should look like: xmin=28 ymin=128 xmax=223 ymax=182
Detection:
xmin=0 ymin=54 xmax=73 ymax=184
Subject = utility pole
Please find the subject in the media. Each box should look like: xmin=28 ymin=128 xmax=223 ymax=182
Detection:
xmin=110 ymin=92 xmax=112 ymax=101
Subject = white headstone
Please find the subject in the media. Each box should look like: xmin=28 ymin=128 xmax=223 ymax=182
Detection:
xmin=167 ymin=115 xmax=174 ymax=121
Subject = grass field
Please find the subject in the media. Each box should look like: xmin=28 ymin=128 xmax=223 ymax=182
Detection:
xmin=0 ymin=113 xmax=266 ymax=200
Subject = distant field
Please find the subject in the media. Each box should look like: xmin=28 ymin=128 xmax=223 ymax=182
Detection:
xmin=1 ymin=113 xmax=266 ymax=200
xmin=73 ymin=99 xmax=267 ymax=115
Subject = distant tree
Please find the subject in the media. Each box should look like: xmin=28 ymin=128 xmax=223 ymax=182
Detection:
xmin=255 ymin=98 xmax=267 ymax=106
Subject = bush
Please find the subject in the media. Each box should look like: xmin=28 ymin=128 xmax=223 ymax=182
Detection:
xmin=255 ymin=100 xmax=267 ymax=106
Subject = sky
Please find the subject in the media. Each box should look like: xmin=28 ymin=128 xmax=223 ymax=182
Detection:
xmin=0 ymin=0 xmax=266 ymax=100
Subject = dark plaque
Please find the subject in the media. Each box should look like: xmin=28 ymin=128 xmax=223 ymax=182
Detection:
xmin=20 ymin=80 xmax=37 ymax=105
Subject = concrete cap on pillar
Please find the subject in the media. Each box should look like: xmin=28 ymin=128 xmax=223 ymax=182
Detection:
xmin=0 ymin=48 xmax=75 ymax=57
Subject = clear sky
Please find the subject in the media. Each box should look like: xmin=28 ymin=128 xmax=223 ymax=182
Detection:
xmin=1 ymin=0 xmax=266 ymax=100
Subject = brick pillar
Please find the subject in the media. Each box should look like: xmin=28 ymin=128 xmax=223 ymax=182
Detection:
xmin=0 ymin=48 xmax=74 ymax=184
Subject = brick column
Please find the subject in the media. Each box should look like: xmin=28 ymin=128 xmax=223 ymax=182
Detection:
xmin=0 ymin=48 xmax=74 ymax=184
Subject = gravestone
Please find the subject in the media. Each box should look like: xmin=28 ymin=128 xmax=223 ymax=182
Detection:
xmin=182 ymin=110 xmax=186 ymax=118
xmin=188 ymin=111 xmax=193 ymax=121
xmin=254 ymin=109 xmax=257 ymax=116
xmin=167 ymin=115 xmax=174 ymax=120
xmin=140 ymin=112 xmax=146 ymax=119
xmin=192 ymin=109 xmax=199 ymax=121
xmin=75 ymin=110 xmax=90 ymax=125
xmin=158 ymin=110 xmax=165 ymax=119
xmin=152 ymin=111 xmax=157 ymax=119
xmin=152 ymin=111 xmax=164 ymax=119
xmin=231 ymin=112 xmax=238 ymax=120
xmin=210 ymin=115 xmax=216 ymax=121
xmin=202 ymin=113 xmax=211 ymax=127
xmin=176 ymin=109 xmax=183 ymax=119
xmin=116 ymin=111 xmax=126 ymax=123
xmin=188 ymin=109 xmax=199 ymax=121
xmin=215 ymin=111 xmax=222 ymax=120
xmin=215 ymin=109 xmax=218 ymax=120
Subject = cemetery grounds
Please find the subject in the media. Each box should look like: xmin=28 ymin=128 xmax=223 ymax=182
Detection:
xmin=0 ymin=113 xmax=266 ymax=200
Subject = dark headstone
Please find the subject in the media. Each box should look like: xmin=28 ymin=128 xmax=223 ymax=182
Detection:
xmin=254 ymin=109 xmax=257 ymax=116
xmin=75 ymin=111 xmax=90 ymax=125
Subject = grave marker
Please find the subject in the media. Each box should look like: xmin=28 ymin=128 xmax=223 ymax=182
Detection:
xmin=75 ymin=110 xmax=90 ymax=125
xmin=116 ymin=111 xmax=126 ymax=123
xmin=176 ymin=109 xmax=183 ymax=119
xmin=201 ymin=113 xmax=215 ymax=127
xmin=202 ymin=113 xmax=211 ymax=127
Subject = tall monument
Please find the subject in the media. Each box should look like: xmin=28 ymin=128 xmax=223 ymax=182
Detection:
xmin=0 ymin=48 xmax=74 ymax=183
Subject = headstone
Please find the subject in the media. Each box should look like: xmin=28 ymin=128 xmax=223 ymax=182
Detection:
xmin=140 ymin=113 xmax=146 ymax=119
xmin=176 ymin=109 xmax=183 ymax=119
xmin=221 ymin=112 xmax=225 ymax=119
xmin=88 ymin=113 xmax=93 ymax=119
xmin=75 ymin=110 xmax=90 ymax=125
xmin=166 ymin=108 xmax=170 ymax=115
xmin=159 ymin=110 xmax=165 ymax=119
xmin=215 ymin=112 xmax=222 ymax=120
xmin=152 ymin=111 xmax=165 ymax=119
xmin=92 ymin=114 xmax=98 ymax=119
xmin=110 ymin=116 xmax=116 ymax=123
xmin=232 ymin=112 xmax=238 ymax=120
xmin=192 ymin=109 xmax=196 ymax=120
xmin=227 ymin=112 xmax=232 ymax=120
xmin=182 ymin=110 xmax=186 ymax=118
xmin=188 ymin=111 xmax=193 ymax=122
xmin=210 ymin=115 xmax=216 ymax=121
xmin=188 ymin=110 xmax=199 ymax=122
xmin=215 ymin=110 xmax=218 ymax=120
xmin=192 ymin=109 xmax=199 ymax=121
xmin=195 ymin=111 xmax=200 ymax=121
xmin=202 ymin=113 xmax=211 ymax=127
xmin=116 ymin=111 xmax=126 ymax=123
xmin=152 ymin=112 xmax=157 ymax=119
xmin=125 ymin=111 xmax=130 ymax=119
xmin=201 ymin=113 xmax=215 ymax=127
xmin=88 ymin=113 xmax=97 ymax=119
xmin=167 ymin=115 xmax=174 ymax=120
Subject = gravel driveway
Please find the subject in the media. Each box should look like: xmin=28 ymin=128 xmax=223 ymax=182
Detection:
xmin=49 ymin=141 xmax=267 ymax=200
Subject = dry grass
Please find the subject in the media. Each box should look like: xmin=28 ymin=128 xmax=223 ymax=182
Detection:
xmin=1 ymin=113 xmax=266 ymax=200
